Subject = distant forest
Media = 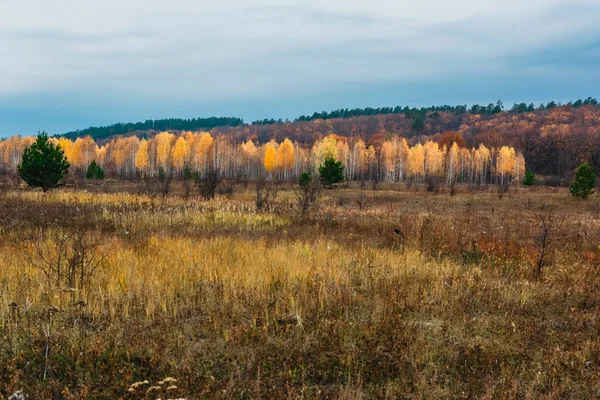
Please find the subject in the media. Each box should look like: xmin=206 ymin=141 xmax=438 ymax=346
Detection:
xmin=60 ymin=117 xmax=244 ymax=141
xmin=59 ymin=98 xmax=598 ymax=142
xmin=47 ymin=96 xmax=600 ymax=178
xmin=252 ymin=97 xmax=599 ymax=124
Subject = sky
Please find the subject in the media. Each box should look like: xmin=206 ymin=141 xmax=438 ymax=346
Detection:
xmin=1 ymin=0 xmax=599 ymax=137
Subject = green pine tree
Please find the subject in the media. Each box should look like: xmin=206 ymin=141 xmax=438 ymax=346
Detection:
xmin=86 ymin=160 xmax=105 ymax=180
xmin=183 ymin=164 xmax=192 ymax=181
xmin=95 ymin=163 xmax=105 ymax=180
xmin=18 ymin=132 xmax=70 ymax=192
xmin=319 ymin=156 xmax=344 ymax=188
xmin=299 ymin=172 xmax=312 ymax=189
xmin=522 ymin=170 xmax=536 ymax=186
xmin=411 ymin=115 xmax=425 ymax=132
xmin=570 ymin=161 xmax=596 ymax=199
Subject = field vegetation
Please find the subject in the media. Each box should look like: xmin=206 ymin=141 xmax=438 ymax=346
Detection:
xmin=1 ymin=181 xmax=600 ymax=398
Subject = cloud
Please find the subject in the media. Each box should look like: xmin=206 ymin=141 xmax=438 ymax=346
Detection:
xmin=0 ymin=0 xmax=599 ymax=135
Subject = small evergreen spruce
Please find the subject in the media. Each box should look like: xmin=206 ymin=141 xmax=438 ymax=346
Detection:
xmin=86 ymin=160 xmax=105 ymax=180
xmin=318 ymin=156 xmax=344 ymax=188
xmin=522 ymin=170 xmax=536 ymax=186
xmin=570 ymin=161 xmax=596 ymax=199
xmin=18 ymin=132 xmax=70 ymax=192
xmin=299 ymin=172 xmax=312 ymax=189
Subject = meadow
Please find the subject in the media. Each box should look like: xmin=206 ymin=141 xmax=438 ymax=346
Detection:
xmin=1 ymin=182 xmax=600 ymax=399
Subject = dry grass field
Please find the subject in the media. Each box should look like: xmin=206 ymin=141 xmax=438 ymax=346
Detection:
xmin=2 ymin=182 xmax=600 ymax=398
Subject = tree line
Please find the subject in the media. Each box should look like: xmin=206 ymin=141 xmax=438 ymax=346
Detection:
xmin=0 ymin=131 xmax=525 ymax=188
xmin=60 ymin=117 xmax=244 ymax=141
xmin=17 ymin=133 xmax=598 ymax=201
xmin=285 ymin=97 xmax=598 ymax=123
xmin=4 ymin=98 xmax=600 ymax=181
xmin=56 ymin=97 xmax=598 ymax=145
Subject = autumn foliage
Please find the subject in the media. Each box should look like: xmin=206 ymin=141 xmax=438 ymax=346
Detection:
xmin=6 ymin=103 xmax=600 ymax=185
xmin=1 ymin=132 xmax=524 ymax=188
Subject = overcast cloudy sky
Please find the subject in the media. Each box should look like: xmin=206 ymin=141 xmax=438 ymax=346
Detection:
xmin=1 ymin=0 xmax=599 ymax=136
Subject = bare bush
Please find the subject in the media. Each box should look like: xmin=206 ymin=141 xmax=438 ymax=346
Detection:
xmin=294 ymin=172 xmax=321 ymax=217
xmin=356 ymin=182 xmax=372 ymax=211
xmin=195 ymin=167 xmax=222 ymax=200
xmin=426 ymin=175 xmax=440 ymax=193
xmin=217 ymin=179 xmax=236 ymax=200
xmin=370 ymin=175 xmax=379 ymax=191
xmin=449 ymin=177 xmax=457 ymax=196
xmin=158 ymin=166 xmax=174 ymax=200
xmin=24 ymin=229 xmax=108 ymax=301
xmin=531 ymin=205 xmax=561 ymax=276
xmin=4 ymin=169 xmax=22 ymax=191
xmin=182 ymin=164 xmax=193 ymax=200
xmin=139 ymin=172 xmax=156 ymax=197
xmin=255 ymin=179 xmax=277 ymax=211
xmin=139 ymin=168 xmax=174 ymax=200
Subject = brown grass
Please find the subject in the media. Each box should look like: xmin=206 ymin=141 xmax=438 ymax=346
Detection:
xmin=1 ymin=183 xmax=600 ymax=398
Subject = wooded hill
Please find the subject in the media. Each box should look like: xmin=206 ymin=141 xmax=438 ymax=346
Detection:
xmin=219 ymin=100 xmax=600 ymax=178
xmin=39 ymin=97 xmax=600 ymax=178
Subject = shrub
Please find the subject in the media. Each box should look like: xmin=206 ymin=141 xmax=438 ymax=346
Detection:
xmin=426 ymin=175 xmax=440 ymax=193
xmin=18 ymin=133 xmax=70 ymax=192
xmin=570 ymin=161 xmax=596 ymax=199
xmin=158 ymin=166 xmax=174 ymax=200
xmin=295 ymin=172 xmax=321 ymax=216
xmin=255 ymin=178 xmax=275 ymax=211
xmin=217 ymin=180 xmax=236 ymax=200
xmin=195 ymin=167 xmax=221 ymax=200
xmin=356 ymin=181 xmax=372 ymax=211
xmin=543 ymin=175 xmax=567 ymax=187
xmin=182 ymin=164 xmax=193 ymax=199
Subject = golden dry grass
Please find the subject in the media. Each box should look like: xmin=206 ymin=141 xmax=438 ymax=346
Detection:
xmin=1 ymin=183 xmax=600 ymax=398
